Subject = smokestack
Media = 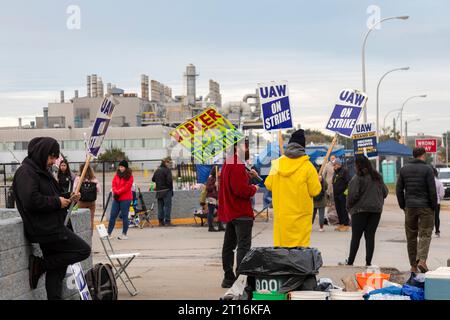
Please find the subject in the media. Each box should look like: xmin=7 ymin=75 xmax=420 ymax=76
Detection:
xmin=97 ymin=77 xmax=104 ymax=98
xmin=87 ymin=75 xmax=91 ymax=98
xmin=43 ymin=107 xmax=49 ymax=129
xmin=91 ymin=74 xmax=98 ymax=98
xmin=185 ymin=64 xmax=198 ymax=107
xmin=18 ymin=118 xmax=22 ymax=128
xmin=107 ymin=83 xmax=112 ymax=95
xmin=141 ymin=74 xmax=149 ymax=100
xmin=74 ymin=90 xmax=79 ymax=99
xmin=60 ymin=90 xmax=65 ymax=103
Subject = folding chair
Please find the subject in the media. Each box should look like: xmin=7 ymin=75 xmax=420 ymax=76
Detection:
xmin=96 ymin=224 xmax=140 ymax=296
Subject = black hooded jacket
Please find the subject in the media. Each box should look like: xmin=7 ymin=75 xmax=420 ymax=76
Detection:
xmin=396 ymin=158 xmax=437 ymax=210
xmin=12 ymin=137 xmax=69 ymax=243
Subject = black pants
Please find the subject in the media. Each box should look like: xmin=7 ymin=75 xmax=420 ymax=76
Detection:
xmin=39 ymin=228 xmax=91 ymax=300
xmin=222 ymin=219 xmax=253 ymax=280
xmin=347 ymin=212 xmax=381 ymax=266
xmin=435 ymin=204 xmax=441 ymax=234
xmin=334 ymin=194 xmax=350 ymax=226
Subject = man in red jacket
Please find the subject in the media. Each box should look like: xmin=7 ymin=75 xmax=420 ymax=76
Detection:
xmin=219 ymin=139 xmax=259 ymax=288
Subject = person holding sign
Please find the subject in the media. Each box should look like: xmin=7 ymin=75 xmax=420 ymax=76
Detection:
xmin=12 ymin=137 xmax=91 ymax=300
xmin=332 ymin=159 xmax=351 ymax=232
xmin=265 ymin=129 xmax=322 ymax=247
xmin=218 ymin=138 xmax=259 ymax=288
xmin=340 ymin=155 xmax=388 ymax=267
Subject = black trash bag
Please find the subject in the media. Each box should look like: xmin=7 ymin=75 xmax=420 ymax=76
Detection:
xmin=238 ymin=247 xmax=323 ymax=277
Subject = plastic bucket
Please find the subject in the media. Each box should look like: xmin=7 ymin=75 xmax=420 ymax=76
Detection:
xmin=289 ymin=291 xmax=328 ymax=300
xmin=356 ymin=273 xmax=390 ymax=290
xmin=253 ymin=291 xmax=287 ymax=300
xmin=329 ymin=291 xmax=364 ymax=300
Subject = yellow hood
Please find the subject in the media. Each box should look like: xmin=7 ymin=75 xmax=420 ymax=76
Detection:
xmin=271 ymin=155 xmax=311 ymax=177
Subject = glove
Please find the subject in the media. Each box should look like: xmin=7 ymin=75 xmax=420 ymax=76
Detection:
xmin=113 ymin=194 xmax=120 ymax=201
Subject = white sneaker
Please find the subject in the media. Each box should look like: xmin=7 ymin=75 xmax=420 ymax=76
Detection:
xmin=118 ymin=234 xmax=128 ymax=240
xmin=319 ymin=228 xmax=324 ymax=232
xmin=108 ymin=235 xmax=114 ymax=240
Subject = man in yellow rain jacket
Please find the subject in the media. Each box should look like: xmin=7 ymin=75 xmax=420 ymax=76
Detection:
xmin=265 ymin=129 xmax=322 ymax=247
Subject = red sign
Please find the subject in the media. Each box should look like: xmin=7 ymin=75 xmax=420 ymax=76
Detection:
xmin=415 ymin=139 xmax=437 ymax=153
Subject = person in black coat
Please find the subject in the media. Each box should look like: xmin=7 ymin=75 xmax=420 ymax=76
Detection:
xmin=396 ymin=147 xmax=437 ymax=273
xmin=332 ymin=158 xmax=351 ymax=231
xmin=12 ymin=137 xmax=91 ymax=300
xmin=152 ymin=157 xmax=174 ymax=226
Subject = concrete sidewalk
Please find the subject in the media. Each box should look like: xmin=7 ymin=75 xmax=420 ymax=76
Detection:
xmin=92 ymin=195 xmax=450 ymax=299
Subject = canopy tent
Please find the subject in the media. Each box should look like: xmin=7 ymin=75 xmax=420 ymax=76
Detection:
xmin=254 ymin=142 xmax=345 ymax=175
xmin=377 ymin=139 xmax=413 ymax=157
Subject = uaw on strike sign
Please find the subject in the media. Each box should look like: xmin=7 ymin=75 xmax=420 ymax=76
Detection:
xmin=258 ymin=81 xmax=293 ymax=132
xmin=170 ymin=107 xmax=244 ymax=163
xmin=352 ymin=123 xmax=378 ymax=158
xmin=326 ymin=89 xmax=368 ymax=138
xmin=87 ymin=96 xmax=117 ymax=157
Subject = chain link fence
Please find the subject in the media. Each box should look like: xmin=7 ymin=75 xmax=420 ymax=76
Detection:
xmin=0 ymin=160 xmax=199 ymax=209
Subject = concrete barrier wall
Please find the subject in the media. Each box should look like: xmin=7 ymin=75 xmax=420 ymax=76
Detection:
xmin=105 ymin=190 xmax=202 ymax=220
xmin=0 ymin=209 xmax=93 ymax=300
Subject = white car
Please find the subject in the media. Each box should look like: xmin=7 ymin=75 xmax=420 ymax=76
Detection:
xmin=438 ymin=168 xmax=450 ymax=199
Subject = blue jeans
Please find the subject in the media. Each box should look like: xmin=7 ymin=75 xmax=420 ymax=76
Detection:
xmin=313 ymin=207 xmax=325 ymax=226
xmin=157 ymin=192 xmax=172 ymax=224
xmin=108 ymin=199 xmax=131 ymax=235
xmin=207 ymin=203 xmax=216 ymax=227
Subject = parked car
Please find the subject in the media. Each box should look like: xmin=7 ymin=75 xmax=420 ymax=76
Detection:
xmin=438 ymin=168 xmax=450 ymax=199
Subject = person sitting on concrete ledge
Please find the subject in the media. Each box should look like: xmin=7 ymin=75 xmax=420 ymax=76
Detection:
xmin=12 ymin=137 xmax=91 ymax=300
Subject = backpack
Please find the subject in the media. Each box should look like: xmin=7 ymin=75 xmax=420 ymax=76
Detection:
xmin=85 ymin=263 xmax=118 ymax=300
xmin=80 ymin=181 xmax=97 ymax=202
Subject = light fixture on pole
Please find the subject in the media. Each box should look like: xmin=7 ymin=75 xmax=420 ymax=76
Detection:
xmin=383 ymin=108 xmax=402 ymax=132
xmin=400 ymin=94 xmax=427 ymax=144
xmin=362 ymin=15 xmax=409 ymax=122
xmin=404 ymin=118 xmax=421 ymax=147
xmin=375 ymin=67 xmax=409 ymax=171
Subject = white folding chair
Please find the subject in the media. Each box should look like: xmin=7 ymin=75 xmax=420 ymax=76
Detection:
xmin=96 ymin=224 xmax=140 ymax=296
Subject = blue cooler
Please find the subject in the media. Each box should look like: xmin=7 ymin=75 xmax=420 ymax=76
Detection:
xmin=425 ymin=267 xmax=450 ymax=300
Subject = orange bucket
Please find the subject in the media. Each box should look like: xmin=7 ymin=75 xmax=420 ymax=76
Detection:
xmin=356 ymin=273 xmax=390 ymax=290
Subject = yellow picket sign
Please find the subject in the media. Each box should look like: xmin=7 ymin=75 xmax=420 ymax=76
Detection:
xmin=169 ymin=106 xmax=244 ymax=162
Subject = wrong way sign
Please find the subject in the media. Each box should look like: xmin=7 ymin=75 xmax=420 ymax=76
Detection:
xmin=415 ymin=138 xmax=437 ymax=153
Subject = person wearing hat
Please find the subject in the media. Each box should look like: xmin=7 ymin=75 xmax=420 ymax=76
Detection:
xmin=108 ymin=159 xmax=134 ymax=239
xmin=265 ymin=129 xmax=322 ymax=247
xmin=152 ymin=157 xmax=174 ymax=226
xmin=13 ymin=137 xmax=91 ymax=300
xmin=332 ymin=158 xmax=351 ymax=231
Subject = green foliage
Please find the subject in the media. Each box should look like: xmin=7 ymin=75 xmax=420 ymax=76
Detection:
xmin=97 ymin=148 xmax=129 ymax=162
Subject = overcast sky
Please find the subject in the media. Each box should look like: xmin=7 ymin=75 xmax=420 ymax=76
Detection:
xmin=1 ymin=0 xmax=449 ymax=136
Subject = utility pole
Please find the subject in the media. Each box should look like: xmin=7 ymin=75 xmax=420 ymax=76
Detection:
xmin=405 ymin=121 xmax=408 ymax=147
xmin=445 ymin=132 xmax=449 ymax=167
xmin=393 ymin=118 xmax=396 ymax=139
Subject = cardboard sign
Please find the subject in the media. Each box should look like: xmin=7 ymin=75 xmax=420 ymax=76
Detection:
xmin=352 ymin=123 xmax=378 ymax=158
xmin=170 ymin=107 xmax=244 ymax=163
xmin=69 ymin=262 xmax=91 ymax=300
xmin=88 ymin=97 xmax=117 ymax=158
xmin=415 ymin=138 xmax=437 ymax=153
xmin=326 ymin=89 xmax=367 ymax=138
xmin=257 ymin=81 xmax=293 ymax=132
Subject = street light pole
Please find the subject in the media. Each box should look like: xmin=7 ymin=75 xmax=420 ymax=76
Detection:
xmin=383 ymin=108 xmax=402 ymax=133
xmin=376 ymin=67 xmax=409 ymax=171
xmin=362 ymin=15 xmax=409 ymax=122
xmin=405 ymin=118 xmax=421 ymax=148
xmin=400 ymin=95 xmax=427 ymax=144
